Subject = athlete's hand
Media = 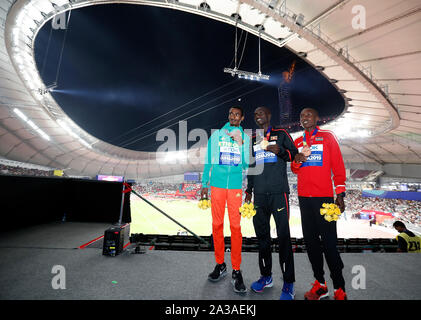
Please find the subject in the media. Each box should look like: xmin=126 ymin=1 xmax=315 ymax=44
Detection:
xmin=227 ymin=130 xmax=243 ymax=146
xmin=201 ymin=188 xmax=209 ymax=200
xmin=266 ymin=144 xmax=280 ymax=155
xmin=294 ymin=153 xmax=307 ymax=163
xmin=335 ymin=194 xmax=345 ymax=213
xmin=245 ymin=192 xmax=252 ymax=204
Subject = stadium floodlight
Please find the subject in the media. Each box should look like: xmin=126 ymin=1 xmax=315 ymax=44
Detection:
xmin=39 ymin=130 xmax=50 ymax=141
xmin=356 ymin=129 xmax=370 ymax=138
xmin=46 ymin=83 xmax=57 ymax=92
xmin=13 ymin=108 xmax=28 ymax=121
xmin=26 ymin=120 xmax=38 ymax=130
xmin=57 ymin=119 xmax=77 ymax=138
xmin=38 ymin=83 xmax=57 ymax=95
xmin=57 ymin=119 xmax=91 ymax=148
xmin=326 ymin=121 xmax=372 ymax=139
xmin=13 ymin=108 xmax=50 ymax=141
xmin=78 ymin=138 xmax=92 ymax=149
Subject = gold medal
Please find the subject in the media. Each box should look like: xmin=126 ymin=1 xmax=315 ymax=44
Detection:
xmin=302 ymin=139 xmax=311 ymax=156
xmin=260 ymin=138 xmax=269 ymax=150
xmin=302 ymin=145 xmax=311 ymax=157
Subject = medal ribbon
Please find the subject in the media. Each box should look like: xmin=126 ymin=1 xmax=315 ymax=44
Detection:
xmin=264 ymin=126 xmax=272 ymax=141
xmin=303 ymin=127 xmax=318 ymax=147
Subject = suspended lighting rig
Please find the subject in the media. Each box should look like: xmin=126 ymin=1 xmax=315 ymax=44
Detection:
xmin=224 ymin=19 xmax=269 ymax=81
xmin=223 ymin=67 xmax=270 ymax=81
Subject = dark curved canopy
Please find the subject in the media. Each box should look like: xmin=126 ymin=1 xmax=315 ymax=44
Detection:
xmin=35 ymin=4 xmax=344 ymax=152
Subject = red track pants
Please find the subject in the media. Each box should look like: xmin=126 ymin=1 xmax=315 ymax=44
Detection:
xmin=210 ymin=186 xmax=243 ymax=270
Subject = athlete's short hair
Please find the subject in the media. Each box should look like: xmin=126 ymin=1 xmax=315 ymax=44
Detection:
xmin=300 ymin=107 xmax=319 ymax=117
xmin=230 ymin=106 xmax=244 ymax=117
xmin=256 ymin=106 xmax=271 ymax=115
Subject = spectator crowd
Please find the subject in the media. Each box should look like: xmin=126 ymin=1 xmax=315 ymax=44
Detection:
xmin=287 ymin=188 xmax=420 ymax=227
xmin=0 ymin=164 xmax=53 ymax=177
xmin=133 ymin=182 xmax=179 ymax=196
xmin=344 ymin=190 xmax=421 ymax=227
xmin=132 ymin=182 xmax=201 ymax=199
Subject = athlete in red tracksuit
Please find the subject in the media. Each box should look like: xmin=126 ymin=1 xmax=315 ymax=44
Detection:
xmin=291 ymin=108 xmax=347 ymax=300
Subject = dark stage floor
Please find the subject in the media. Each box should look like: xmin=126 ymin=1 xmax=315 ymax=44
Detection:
xmin=0 ymin=222 xmax=420 ymax=300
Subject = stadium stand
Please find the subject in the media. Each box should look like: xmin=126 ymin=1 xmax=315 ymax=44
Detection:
xmin=0 ymin=159 xmax=56 ymax=177
xmin=0 ymin=163 xmax=53 ymax=177
xmin=132 ymin=182 xmax=201 ymax=199
xmin=345 ymin=190 xmax=421 ymax=227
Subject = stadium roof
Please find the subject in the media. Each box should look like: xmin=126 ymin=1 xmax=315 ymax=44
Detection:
xmin=0 ymin=0 xmax=420 ymax=179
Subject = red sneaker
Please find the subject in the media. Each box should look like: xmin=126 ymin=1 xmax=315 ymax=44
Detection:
xmin=334 ymin=288 xmax=348 ymax=300
xmin=304 ymin=280 xmax=329 ymax=300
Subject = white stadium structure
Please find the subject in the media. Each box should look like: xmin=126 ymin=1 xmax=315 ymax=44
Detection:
xmin=0 ymin=0 xmax=421 ymax=181
xmin=2 ymin=1 xmax=421 ymax=302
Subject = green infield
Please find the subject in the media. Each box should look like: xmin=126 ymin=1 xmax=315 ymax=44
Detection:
xmin=130 ymin=196 xmax=302 ymax=237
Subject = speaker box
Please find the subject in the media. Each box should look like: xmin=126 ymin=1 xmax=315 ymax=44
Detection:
xmin=102 ymin=223 xmax=130 ymax=256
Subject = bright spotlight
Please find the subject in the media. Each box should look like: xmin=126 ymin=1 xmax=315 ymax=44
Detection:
xmin=14 ymin=108 xmax=50 ymax=141
xmin=356 ymin=129 xmax=370 ymax=138
xmin=38 ymin=83 xmax=57 ymax=95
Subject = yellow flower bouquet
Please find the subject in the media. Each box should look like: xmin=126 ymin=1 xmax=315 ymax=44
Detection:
xmin=198 ymin=198 xmax=211 ymax=210
xmin=320 ymin=203 xmax=341 ymax=222
xmin=239 ymin=202 xmax=256 ymax=219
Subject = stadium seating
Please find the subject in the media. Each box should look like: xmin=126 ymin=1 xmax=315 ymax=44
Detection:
xmin=336 ymin=238 xmax=346 ymax=252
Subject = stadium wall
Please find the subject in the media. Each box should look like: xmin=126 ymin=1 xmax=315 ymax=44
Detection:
xmin=362 ymin=190 xmax=421 ymax=201
xmin=1 ymin=175 xmax=131 ymax=230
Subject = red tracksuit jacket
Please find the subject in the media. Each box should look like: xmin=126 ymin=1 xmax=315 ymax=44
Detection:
xmin=291 ymin=126 xmax=346 ymax=197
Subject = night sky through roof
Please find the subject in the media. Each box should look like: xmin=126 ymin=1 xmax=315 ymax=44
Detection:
xmin=34 ymin=4 xmax=344 ymax=152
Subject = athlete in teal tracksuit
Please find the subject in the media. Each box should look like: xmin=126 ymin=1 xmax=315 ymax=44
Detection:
xmin=201 ymin=107 xmax=250 ymax=293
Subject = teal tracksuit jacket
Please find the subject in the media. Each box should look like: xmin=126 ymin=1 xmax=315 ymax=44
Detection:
xmin=201 ymin=122 xmax=250 ymax=190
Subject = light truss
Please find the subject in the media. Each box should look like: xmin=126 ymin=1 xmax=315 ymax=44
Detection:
xmin=223 ymin=67 xmax=269 ymax=80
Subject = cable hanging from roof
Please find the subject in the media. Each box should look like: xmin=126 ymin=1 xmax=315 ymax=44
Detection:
xmin=228 ymin=28 xmax=246 ymax=69
xmin=40 ymin=26 xmax=53 ymax=79
xmin=138 ymin=119 xmax=228 ymax=151
xmin=38 ymin=9 xmax=72 ymax=95
xmin=54 ymin=10 xmax=72 ymax=86
xmin=120 ymin=83 xmax=267 ymax=149
xmin=109 ymin=79 xmax=238 ymax=144
xmin=224 ymin=19 xmax=269 ymax=81
xmin=118 ymin=81 xmax=253 ymax=148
